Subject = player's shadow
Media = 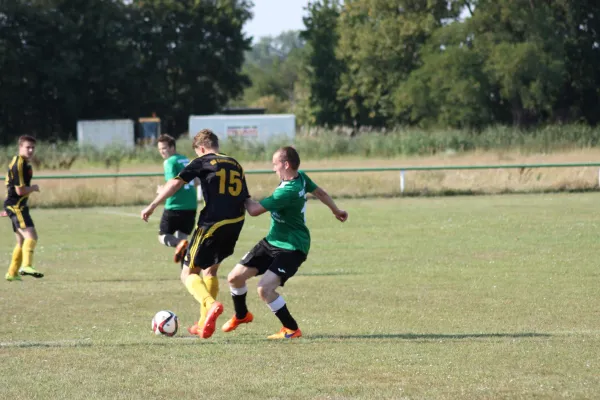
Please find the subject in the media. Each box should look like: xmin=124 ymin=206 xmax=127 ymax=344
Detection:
xmin=309 ymin=332 xmax=551 ymax=340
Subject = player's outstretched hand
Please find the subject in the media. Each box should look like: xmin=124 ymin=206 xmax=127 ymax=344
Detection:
xmin=141 ymin=205 xmax=155 ymax=222
xmin=334 ymin=209 xmax=348 ymax=222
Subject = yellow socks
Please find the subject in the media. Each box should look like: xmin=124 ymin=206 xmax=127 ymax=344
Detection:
xmin=185 ymin=274 xmax=214 ymax=311
xmin=204 ymin=276 xmax=219 ymax=300
xmin=7 ymin=245 xmax=22 ymax=277
xmin=199 ymin=276 xmax=220 ymax=325
xmin=22 ymin=238 xmax=36 ymax=267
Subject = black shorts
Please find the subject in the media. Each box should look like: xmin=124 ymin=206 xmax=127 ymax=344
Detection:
xmin=183 ymin=217 xmax=245 ymax=269
xmin=159 ymin=209 xmax=196 ymax=236
xmin=4 ymin=205 xmax=35 ymax=232
xmin=240 ymin=239 xmax=307 ymax=286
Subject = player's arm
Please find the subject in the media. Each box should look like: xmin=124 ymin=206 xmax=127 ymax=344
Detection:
xmin=15 ymin=185 xmax=40 ymax=196
xmin=141 ymin=178 xmax=185 ymax=221
xmin=311 ymin=187 xmax=348 ymax=222
xmin=245 ymin=198 xmax=268 ymax=217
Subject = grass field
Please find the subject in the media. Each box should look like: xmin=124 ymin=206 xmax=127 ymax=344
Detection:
xmin=1 ymin=194 xmax=600 ymax=399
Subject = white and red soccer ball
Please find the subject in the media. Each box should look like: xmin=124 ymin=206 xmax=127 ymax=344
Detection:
xmin=152 ymin=310 xmax=178 ymax=337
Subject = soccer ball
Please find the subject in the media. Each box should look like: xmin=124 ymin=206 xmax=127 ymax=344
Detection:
xmin=152 ymin=310 xmax=179 ymax=337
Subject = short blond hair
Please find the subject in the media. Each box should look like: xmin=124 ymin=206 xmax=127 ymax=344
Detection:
xmin=193 ymin=129 xmax=219 ymax=150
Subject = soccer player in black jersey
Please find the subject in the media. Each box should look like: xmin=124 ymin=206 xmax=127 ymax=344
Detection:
xmin=4 ymin=135 xmax=44 ymax=281
xmin=141 ymin=129 xmax=249 ymax=339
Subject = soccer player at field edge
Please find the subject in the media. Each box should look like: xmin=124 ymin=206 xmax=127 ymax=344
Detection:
xmin=4 ymin=135 xmax=44 ymax=281
xmin=141 ymin=129 xmax=250 ymax=339
xmin=156 ymin=134 xmax=198 ymax=263
xmin=221 ymin=146 xmax=348 ymax=339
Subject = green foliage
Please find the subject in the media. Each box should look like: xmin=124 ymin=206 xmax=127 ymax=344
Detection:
xmin=129 ymin=0 xmax=253 ymax=133
xmin=295 ymin=0 xmax=600 ymax=129
xmin=300 ymin=0 xmax=350 ymax=126
xmin=337 ymin=0 xmax=462 ymax=125
xmin=0 ymin=0 xmax=253 ymax=143
xmin=4 ymin=0 xmax=600 ymax=141
xmin=396 ymin=22 xmax=494 ymax=129
xmin=472 ymin=1 xmax=568 ymax=125
xmin=235 ymin=31 xmax=306 ymax=113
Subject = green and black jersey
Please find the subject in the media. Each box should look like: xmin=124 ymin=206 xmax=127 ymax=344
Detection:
xmin=163 ymin=153 xmax=197 ymax=211
xmin=259 ymin=171 xmax=318 ymax=255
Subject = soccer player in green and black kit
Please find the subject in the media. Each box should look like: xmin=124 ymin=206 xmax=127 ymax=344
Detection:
xmin=156 ymin=134 xmax=198 ymax=263
xmin=222 ymin=146 xmax=348 ymax=339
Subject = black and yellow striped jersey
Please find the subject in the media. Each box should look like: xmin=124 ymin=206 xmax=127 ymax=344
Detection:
xmin=177 ymin=153 xmax=249 ymax=225
xmin=4 ymin=155 xmax=33 ymax=207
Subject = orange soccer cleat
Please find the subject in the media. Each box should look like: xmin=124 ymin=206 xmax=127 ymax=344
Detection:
xmin=221 ymin=312 xmax=254 ymax=333
xmin=187 ymin=322 xmax=200 ymax=336
xmin=200 ymin=301 xmax=224 ymax=339
xmin=267 ymin=327 xmax=302 ymax=340
xmin=173 ymin=240 xmax=188 ymax=264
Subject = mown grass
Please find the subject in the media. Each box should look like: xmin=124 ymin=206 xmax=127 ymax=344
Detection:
xmin=1 ymin=195 xmax=599 ymax=399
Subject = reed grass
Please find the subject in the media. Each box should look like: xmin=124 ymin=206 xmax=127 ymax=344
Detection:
xmin=2 ymin=125 xmax=600 ymax=207
xmin=3 ymin=124 xmax=600 ymax=169
xmin=0 ymin=148 xmax=597 ymax=208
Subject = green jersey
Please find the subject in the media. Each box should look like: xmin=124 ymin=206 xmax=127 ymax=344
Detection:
xmin=164 ymin=154 xmax=197 ymax=210
xmin=259 ymin=171 xmax=318 ymax=255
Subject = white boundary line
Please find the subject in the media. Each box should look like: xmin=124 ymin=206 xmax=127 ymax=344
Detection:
xmin=0 ymin=339 xmax=92 ymax=348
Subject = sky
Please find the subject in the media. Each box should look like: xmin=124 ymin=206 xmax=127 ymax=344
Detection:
xmin=244 ymin=0 xmax=309 ymax=42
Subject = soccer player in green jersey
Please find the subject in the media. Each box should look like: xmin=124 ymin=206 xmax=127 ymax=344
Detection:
xmin=156 ymin=134 xmax=198 ymax=263
xmin=222 ymin=146 xmax=348 ymax=339
xmin=4 ymin=135 xmax=44 ymax=281
xmin=142 ymin=130 xmax=250 ymax=339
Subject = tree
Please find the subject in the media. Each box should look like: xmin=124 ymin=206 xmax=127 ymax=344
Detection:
xmin=130 ymin=0 xmax=253 ymax=134
xmin=395 ymin=0 xmax=600 ymax=128
xmin=471 ymin=0 xmax=567 ymax=126
xmin=236 ymin=31 xmax=306 ymax=113
xmin=551 ymin=0 xmax=600 ymax=124
xmin=336 ymin=0 xmax=462 ymax=126
xmin=395 ymin=22 xmax=496 ymax=129
xmin=300 ymin=0 xmax=350 ymax=126
xmin=0 ymin=0 xmax=253 ymax=143
xmin=0 ymin=0 xmax=135 ymax=142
